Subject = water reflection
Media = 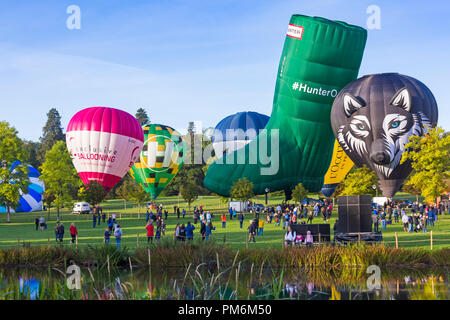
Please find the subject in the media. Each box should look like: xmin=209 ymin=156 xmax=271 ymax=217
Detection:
xmin=0 ymin=266 xmax=448 ymax=300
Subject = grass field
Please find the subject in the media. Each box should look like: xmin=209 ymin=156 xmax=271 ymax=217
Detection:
xmin=0 ymin=193 xmax=449 ymax=250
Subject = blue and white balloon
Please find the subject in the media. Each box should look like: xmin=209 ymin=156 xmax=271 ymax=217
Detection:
xmin=0 ymin=161 xmax=45 ymax=213
xmin=212 ymin=111 xmax=269 ymax=158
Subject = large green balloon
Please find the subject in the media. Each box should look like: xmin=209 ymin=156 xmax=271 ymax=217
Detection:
xmin=129 ymin=124 xmax=186 ymax=199
xmin=204 ymin=15 xmax=367 ymax=197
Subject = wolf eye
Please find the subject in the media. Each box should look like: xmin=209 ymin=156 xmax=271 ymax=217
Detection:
xmin=391 ymin=121 xmax=399 ymax=128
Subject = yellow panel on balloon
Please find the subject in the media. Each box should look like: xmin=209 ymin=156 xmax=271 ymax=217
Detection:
xmin=321 ymin=139 xmax=354 ymax=197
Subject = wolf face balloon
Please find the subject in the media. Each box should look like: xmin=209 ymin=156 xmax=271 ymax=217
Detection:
xmin=331 ymin=73 xmax=438 ymax=197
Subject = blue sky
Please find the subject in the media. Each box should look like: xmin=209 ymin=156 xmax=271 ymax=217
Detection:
xmin=0 ymin=0 xmax=449 ymax=141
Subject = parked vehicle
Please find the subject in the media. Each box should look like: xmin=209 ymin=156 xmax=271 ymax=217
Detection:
xmin=396 ymin=199 xmax=413 ymax=208
xmin=73 ymin=202 xmax=91 ymax=214
xmin=301 ymin=198 xmax=324 ymax=206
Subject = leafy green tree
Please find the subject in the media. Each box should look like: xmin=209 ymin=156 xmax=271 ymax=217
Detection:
xmin=38 ymin=108 xmax=65 ymax=163
xmin=78 ymin=180 xmax=105 ymax=207
xmin=127 ymin=181 xmax=150 ymax=215
xmin=292 ymin=182 xmax=308 ymax=204
xmin=180 ymin=182 xmax=200 ymax=212
xmin=0 ymin=122 xmax=30 ymax=223
xmin=401 ymin=126 xmax=450 ymax=203
xmin=230 ymin=178 xmax=254 ymax=210
xmin=42 ymin=192 xmax=56 ymax=220
xmin=40 ymin=141 xmax=78 ymax=221
xmin=115 ymin=175 xmax=134 ymax=209
xmin=22 ymin=140 xmax=41 ymax=169
xmin=341 ymin=165 xmax=379 ymax=196
xmin=135 ymin=108 xmax=150 ymax=126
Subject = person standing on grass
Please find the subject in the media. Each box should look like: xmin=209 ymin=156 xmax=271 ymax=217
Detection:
xmin=205 ymin=222 xmax=215 ymax=240
xmin=70 ymin=222 xmax=78 ymax=244
xmin=179 ymin=224 xmax=186 ymax=242
xmin=155 ymin=227 xmax=161 ymax=243
xmin=401 ymin=213 xmax=409 ymax=232
xmin=174 ymin=224 xmax=180 ymax=241
xmin=161 ymin=219 xmax=166 ymax=236
xmin=238 ymin=212 xmax=244 ymax=229
xmin=104 ymin=227 xmax=111 ymax=245
xmin=34 ymin=217 xmax=39 ymax=231
xmin=146 ymin=221 xmax=154 ymax=244
xmin=114 ymin=225 xmax=123 ymax=249
xmin=380 ymin=210 xmax=386 ymax=230
xmin=182 ymin=208 xmax=186 ymax=219
xmin=372 ymin=212 xmax=379 ymax=232
xmin=107 ymin=216 xmax=113 ymax=233
xmin=248 ymin=220 xmax=256 ymax=243
xmin=185 ymin=221 xmax=195 ymax=240
xmin=200 ymin=219 xmax=206 ymax=241
xmin=307 ymin=210 xmax=313 ymax=224
xmin=57 ymin=223 xmax=65 ymax=243
xmin=258 ymin=218 xmax=264 ymax=236
xmin=394 ymin=207 xmax=399 ymax=223
xmin=177 ymin=208 xmax=181 ymax=219
xmin=101 ymin=207 xmax=105 ymax=223
xmin=221 ymin=213 xmax=227 ymax=228
xmin=92 ymin=212 xmax=97 ymax=228
xmin=39 ymin=216 xmax=46 ymax=231
xmin=146 ymin=209 xmax=150 ymax=223
xmin=283 ymin=212 xmax=289 ymax=230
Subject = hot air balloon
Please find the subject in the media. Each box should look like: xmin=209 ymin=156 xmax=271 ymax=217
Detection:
xmin=66 ymin=107 xmax=144 ymax=193
xmin=129 ymin=124 xmax=186 ymax=200
xmin=320 ymin=140 xmax=354 ymax=197
xmin=0 ymin=161 xmax=45 ymax=213
xmin=331 ymin=73 xmax=438 ymax=198
xmin=203 ymin=15 xmax=367 ymax=197
xmin=211 ymin=111 xmax=269 ymax=158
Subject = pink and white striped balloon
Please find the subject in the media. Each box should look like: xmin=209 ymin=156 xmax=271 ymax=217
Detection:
xmin=66 ymin=107 xmax=144 ymax=192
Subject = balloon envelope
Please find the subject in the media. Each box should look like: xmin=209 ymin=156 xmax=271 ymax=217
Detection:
xmin=331 ymin=73 xmax=438 ymax=197
xmin=129 ymin=124 xmax=186 ymax=199
xmin=66 ymin=107 xmax=144 ymax=192
xmin=211 ymin=111 xmax=269 ymax=158
xmin=0 ymin=161 xmax=45 ymax=213
xmin=320 ymin=140 xmax=354 ymax=197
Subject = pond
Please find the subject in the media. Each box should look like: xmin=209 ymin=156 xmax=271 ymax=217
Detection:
xmin=0 ymin=266 xmax=448 ymax=300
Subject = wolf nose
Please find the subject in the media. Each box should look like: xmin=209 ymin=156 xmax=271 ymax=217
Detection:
xmin=370 ymin=152 xmax=390 ymax=165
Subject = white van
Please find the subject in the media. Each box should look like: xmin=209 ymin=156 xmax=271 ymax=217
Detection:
xmin=73 ymin=202 xmax=91 ymax=214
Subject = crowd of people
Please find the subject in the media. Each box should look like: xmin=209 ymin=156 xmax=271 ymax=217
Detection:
xmin=31 ymin=198 xmax=448 ymax=249
xmin=371 ymin=201 xmax=447 ymax=233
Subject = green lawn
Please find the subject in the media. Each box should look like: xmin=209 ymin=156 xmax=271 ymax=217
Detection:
xmin=0 ymin=193 xmax=449 ymax=250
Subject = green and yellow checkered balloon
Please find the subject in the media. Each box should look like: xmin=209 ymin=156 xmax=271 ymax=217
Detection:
xmin=129 ymin=124 xmax=186 ymax=199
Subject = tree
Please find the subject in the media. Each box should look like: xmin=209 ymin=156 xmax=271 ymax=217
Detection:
xmin=135 ymin=108 xmax=150 ymax=126
xmin=180 ymin=182 xmax=200 ymax=212
xmin=115 ymin=176 xmax=134 ymax=209
xmin=401 ymin=126 xmax=450 ymax=203
xmin=0 ymin=122 xmax=30 ymax=223
xmin=230 ymin=178 xmax=254 ymax=210
xmin=40 ymin=141 xmax=78 ymax=221
xmin=78 ymin=181 xmax=105 ymax=207
xmin=292 ymin=183 xmax=309 ymax=204
xmin=127 ymin=181 xmax=150 ymax=215
xmin=39 ymin=108 xmax=65 ymax=163
xmin=22 ymin=140 xmax=41 ymax=169
xmin=42 ymin=192 xmax=56 ymax=220
xmin=341 ymin=165 xmax=379 ymax=196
